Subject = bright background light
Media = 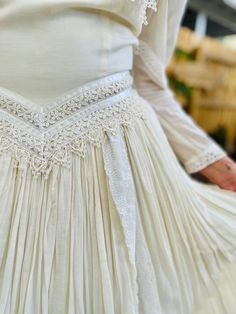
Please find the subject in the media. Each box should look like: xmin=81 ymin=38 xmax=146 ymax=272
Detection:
xmin=223 ymin=0 xmax=236 ymax=9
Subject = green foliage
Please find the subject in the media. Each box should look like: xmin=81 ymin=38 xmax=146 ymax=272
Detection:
xmin=208 ymin=125 xmax=227 ymax=150
xmin=168 ymin=75 xmax=193 ymax=100
xmin=174 ymin=48 xmax=195 ymax=60
xmin=168 ymin=47 xmax=195 ymax=105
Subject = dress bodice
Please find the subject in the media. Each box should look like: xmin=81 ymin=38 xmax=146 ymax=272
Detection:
xmin=0 ymin=0 xmax=190 ymax=105
xmin=0 ymin=1 xmax=144 ymax=104
xmin=0 ymin=0 xmax=228 ymax=180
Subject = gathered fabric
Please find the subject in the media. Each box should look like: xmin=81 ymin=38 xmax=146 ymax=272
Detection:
xmin=0 ymin=70 xmax=236 ymax=314
xmin=1 ymin=1 xmax=236 ymax=313
xmin=0 ymin=0 xmax=227 ymax=171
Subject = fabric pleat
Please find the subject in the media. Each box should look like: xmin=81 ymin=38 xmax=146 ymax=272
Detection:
xmin=0 ymin=99 xmax=236 ymax=314
xmin=123 ymin=102 xmax=236 ymax=313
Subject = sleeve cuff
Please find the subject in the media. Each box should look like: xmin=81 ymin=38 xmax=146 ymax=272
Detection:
xmin=184 ymin=143 xmax=228 ymax=174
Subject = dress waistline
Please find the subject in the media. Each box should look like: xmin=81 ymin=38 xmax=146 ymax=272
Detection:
xmin=0 ymin=70 xmax=149 ymax=178
xmin=0 ymin=70 xmax=134 ymax=129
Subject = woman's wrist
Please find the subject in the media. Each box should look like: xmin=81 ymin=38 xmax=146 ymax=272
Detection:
xmin=199 ymin=156 xmax=236 ymax=192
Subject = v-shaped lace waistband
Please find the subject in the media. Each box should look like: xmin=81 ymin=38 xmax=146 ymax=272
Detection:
xmin=0 ymin=71 xmax=135 ymax=130
xmin=0 ymin=70 xmax=149 ymax=179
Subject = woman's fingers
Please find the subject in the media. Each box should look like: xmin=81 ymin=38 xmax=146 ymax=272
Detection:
xmin=199 ymin=156 xmax=236 ymax=192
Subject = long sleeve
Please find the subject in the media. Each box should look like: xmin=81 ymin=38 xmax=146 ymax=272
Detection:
xmin=131 ymin=0 xmax=227 ymax=174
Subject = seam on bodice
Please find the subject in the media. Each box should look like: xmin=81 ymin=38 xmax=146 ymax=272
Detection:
xmin=0 ymin=71 xmax=149 ymax=179
xmin=133 ymin=39 xmax=168 ymax=88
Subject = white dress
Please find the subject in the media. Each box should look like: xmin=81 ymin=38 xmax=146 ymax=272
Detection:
xmin=0 ymin=1 xmax=236 ymax=313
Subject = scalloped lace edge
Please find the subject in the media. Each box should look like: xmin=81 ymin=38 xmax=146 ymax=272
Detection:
xmin=0 ymin=92 xmax=149 ymax=180
xmin=130 ymin=0 xmax=158 ymax=25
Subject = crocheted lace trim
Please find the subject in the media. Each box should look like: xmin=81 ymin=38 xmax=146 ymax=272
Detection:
xmin=102 ymin=129 xmax=140 ymax=313
xmin=0 ymin=72 xmax=149 ymax=179
xmin=133 ymin=39 xmax=168 ymax=88
xmin=130 ymin=0 xmax=158 ymax=25
xmin=0 ymin=73 xmax=133 ymax=129
xmin=184 ymin=143 xmax=227 ymax=174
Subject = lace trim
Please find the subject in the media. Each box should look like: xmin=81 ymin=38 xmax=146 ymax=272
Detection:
xmin=0 ymin=72 xmax=133 ymax=130
xmin=184 ymin=143 xmax=227 ymax=174
xmin=135 ymin=218 xmax=162 ymax=314
xmin=133 ymin=39 xmax=168 ymax=88
xmin=0 ymin=72 xmax=146 ymax=178
xmin=130 ymin=0 xmax=158 ymax=25
xmin=102 ymin=129 xmax=139 ymax=313
xmin=0 ymin=92 xmax=148 ymax=179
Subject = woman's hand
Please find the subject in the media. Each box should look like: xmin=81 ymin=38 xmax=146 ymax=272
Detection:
xmin=199 ymin=156 xmax=236 ymax=192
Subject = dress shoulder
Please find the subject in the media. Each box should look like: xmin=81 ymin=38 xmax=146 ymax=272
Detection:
xmin=129 ymin=0 xmax=158 ymax=26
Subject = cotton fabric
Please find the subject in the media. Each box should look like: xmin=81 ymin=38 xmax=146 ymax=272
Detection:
xmin=0 ymin=0 xmax=227 ymax=169
xmin=0 ymin=1 xmax=236 ymax=314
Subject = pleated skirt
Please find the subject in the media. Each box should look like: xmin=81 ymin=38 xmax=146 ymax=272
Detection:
xmin=0 ymin=70 xmax=236 ymax=314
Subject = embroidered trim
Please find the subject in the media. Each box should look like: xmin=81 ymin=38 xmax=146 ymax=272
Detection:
xmin=136 ymin=219 xmax=162 ymax=313
xmin=102 ymin=129 xmax=140 ymax=313
xmin=184 ymin=143 xmax=227 ymax=174
xmin=133 ymin=39 xmax=168 ymax=88
xmin=130 ymin=0 xmax=158 ymax=25
xmin=0 ymin=72 xmax=149 ymax=179
xmin=0 ymin=72 xmax=133 ymax=130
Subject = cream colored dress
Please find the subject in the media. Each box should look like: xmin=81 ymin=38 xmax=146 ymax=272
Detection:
xmin=0 ymin=1 xmax=236 ymax=313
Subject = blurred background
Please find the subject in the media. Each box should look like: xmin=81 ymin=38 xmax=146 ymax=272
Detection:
xmin=167 ymin=0 xmax=236 ymax=161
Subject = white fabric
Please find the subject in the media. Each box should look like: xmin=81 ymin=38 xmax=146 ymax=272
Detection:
xmin=0 ymin=71 xmax=144 ymax=178
xmin=0 ymin=2 xmax=236 ymax=314
xmin=0 ymin=70 xmax=149 ymax=299
xmin=132 ymin=57 xmax=227 ymax=173
xmin=131 ymin=0 xmax=227 ymax=172
xmin=0 ymin=0 xmax=227 ymax=173
xmin=0 ymin=7 xmax=137 ymax=104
